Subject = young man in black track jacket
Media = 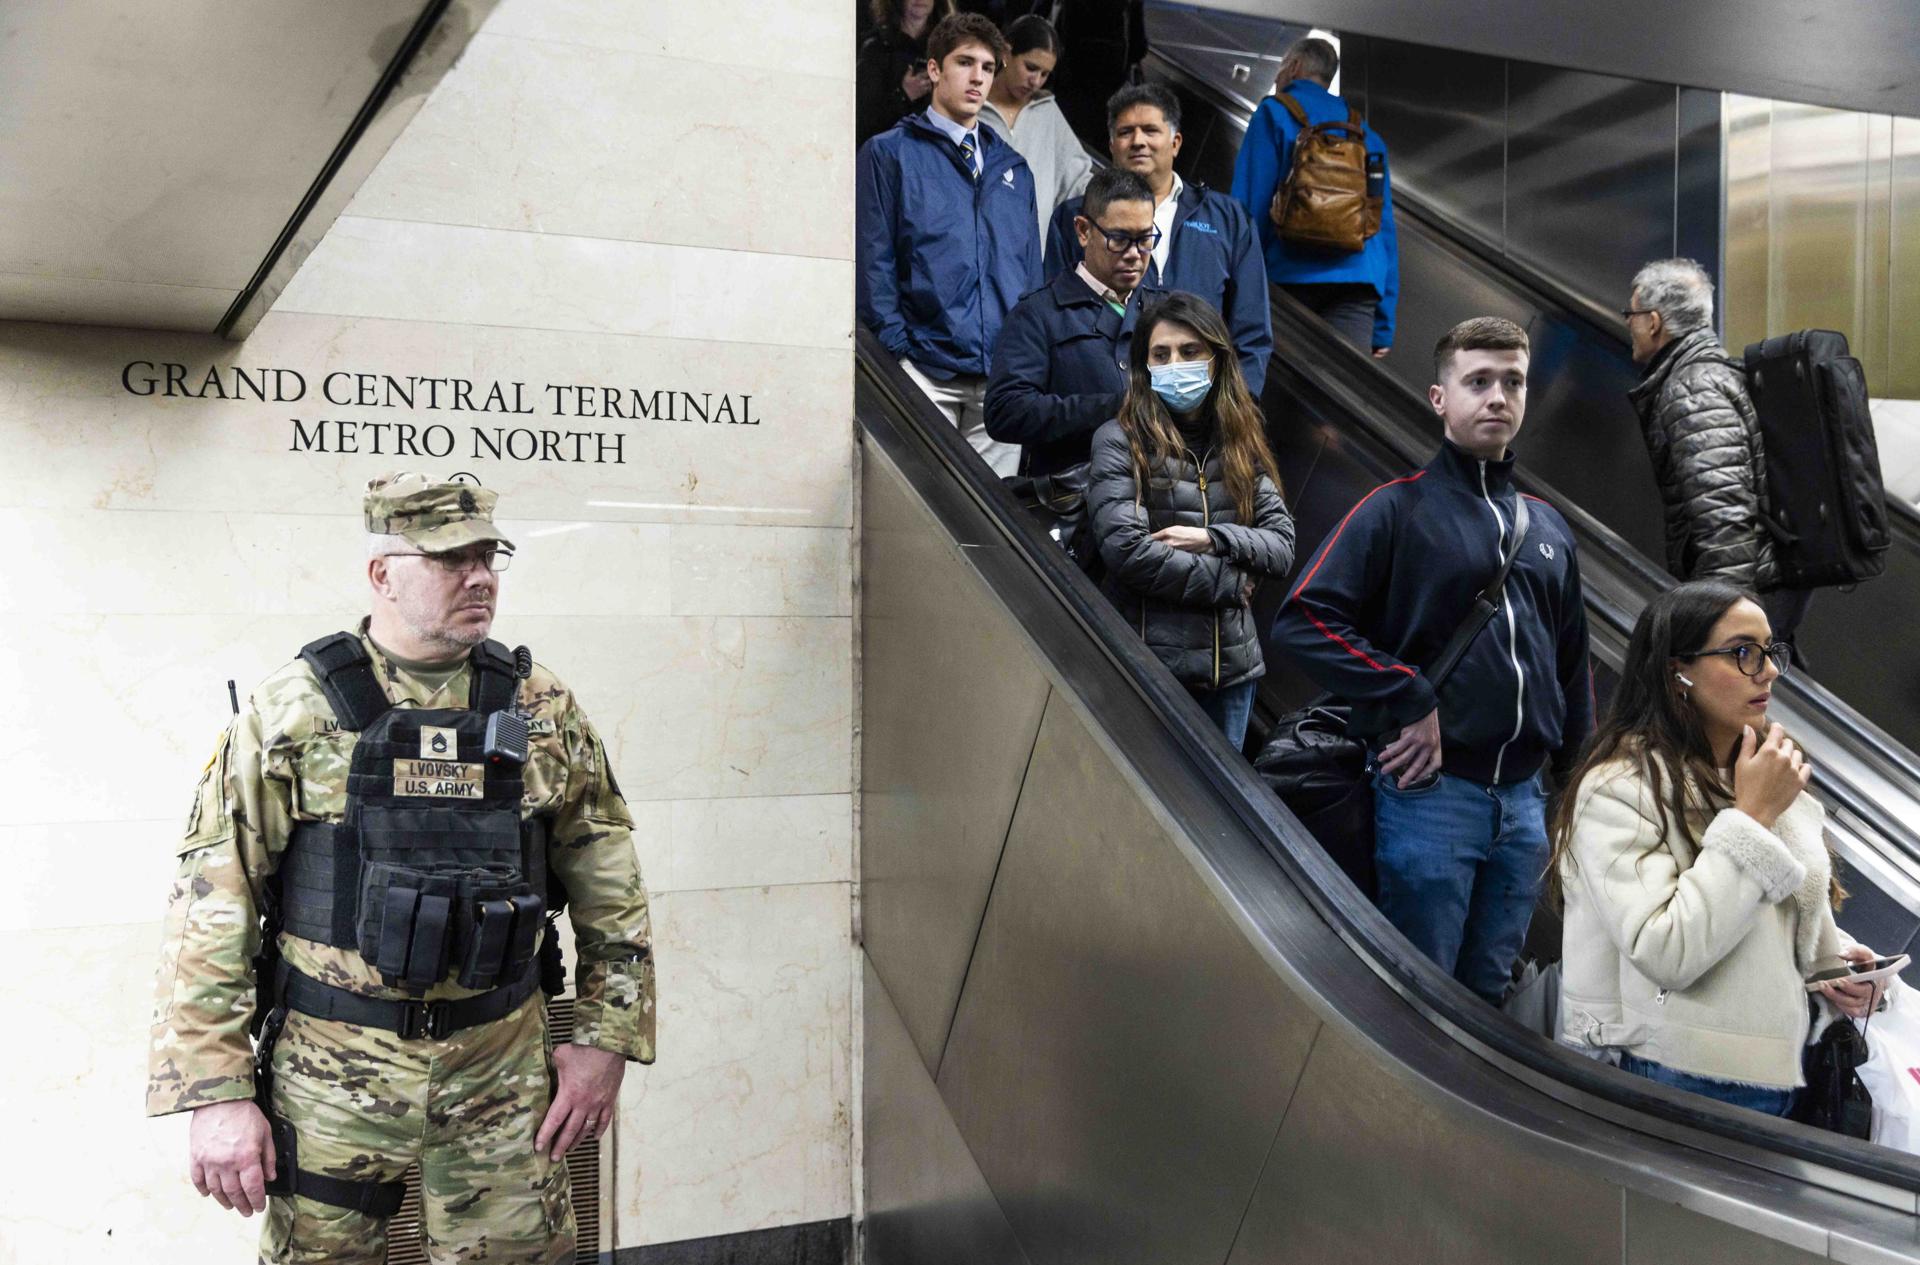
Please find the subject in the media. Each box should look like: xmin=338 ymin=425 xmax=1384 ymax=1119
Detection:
xmin=1272 ymin=317 xmax=1595 ymax=1005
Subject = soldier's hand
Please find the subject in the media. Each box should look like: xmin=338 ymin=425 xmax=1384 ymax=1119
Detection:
xmin=189 ymin=1099 xmax=276 ymax=1217
xmin=538 ymin=1042 xmax=626 ymax=1161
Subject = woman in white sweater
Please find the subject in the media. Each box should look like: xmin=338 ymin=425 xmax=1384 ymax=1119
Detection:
xmin=978 ymin=16 xmax=1094 ymax=251
xmin=1553 ymin=581 xmax=1890 ymax=1116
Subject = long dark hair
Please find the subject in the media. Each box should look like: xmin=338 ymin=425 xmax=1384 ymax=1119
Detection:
xmin=1114 ymin=292 xmax=1281 ymax=521
xmin=1546 ymin=580 xmax=1841 ymax=907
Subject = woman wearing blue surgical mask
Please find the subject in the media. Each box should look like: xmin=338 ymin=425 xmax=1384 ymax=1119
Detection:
xmin=1086 ymin=292 xmax=1296 ymax=749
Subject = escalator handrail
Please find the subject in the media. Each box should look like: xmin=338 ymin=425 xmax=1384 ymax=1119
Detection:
xmin=1141 ymin=43 xmax=1920 ymax=543
xmin=853 ymin=323 xmax=1920 ymax=1205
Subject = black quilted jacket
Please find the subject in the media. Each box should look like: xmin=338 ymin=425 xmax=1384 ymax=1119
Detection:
xmin=1087 ymin=417 xmax=1296 ymax=689
xmin=1627 ymin=329 xmax=1779 ymax=592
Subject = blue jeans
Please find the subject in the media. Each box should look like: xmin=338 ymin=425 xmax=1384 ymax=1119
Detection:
xmin=1373 ymin=769 xmax=1549 ymax=1004
xmin=1619 ymin=1053 xmax=1796 ymax=1117
xmin=1190 ymin=680 xmax=1257 ymax=751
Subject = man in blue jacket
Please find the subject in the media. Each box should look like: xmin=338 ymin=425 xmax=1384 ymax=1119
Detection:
xmin=1044 ymin=84 xmax=1272 ymax=396
xmin=857 ymin=12 xmax=1044 ymax=476
xmin=984 ymin=167 xmax=1163 ymax=478
xmin=1231 ymin=38 xmax=1399 ymax=359
xmin=1272 ymin=317 xmax=1594 ymax=1005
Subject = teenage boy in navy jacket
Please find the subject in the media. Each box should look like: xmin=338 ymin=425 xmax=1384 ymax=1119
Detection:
xmin=1272 ymin=317 xmax=1594 ymax=1005
xmin=857 ymin=13 xmax=1044 ymax=476
xmin=1044 ymin=84 xmax=1272 ymax=396
xmin=1231 ymin=38 xmax=1399 ymax=358
xmin=984 ymin=167 xmax=1164 ymax=478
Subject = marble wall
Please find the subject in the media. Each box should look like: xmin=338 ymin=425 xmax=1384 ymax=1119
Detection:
xmin=0 ymin=0 xmax=857 ymax=1258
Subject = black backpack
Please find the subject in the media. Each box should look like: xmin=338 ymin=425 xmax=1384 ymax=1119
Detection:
xmin=1742 ymin=330 xmax=1890 ymax=587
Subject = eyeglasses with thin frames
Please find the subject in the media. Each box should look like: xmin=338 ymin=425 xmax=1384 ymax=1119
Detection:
xmin=1680 ymin=641 xmax=1792 ymax=679
xmin=385 ymin=547 xmax=513 ymax=574
xmin=1621 ymin=307 xmax=1658 ymax=321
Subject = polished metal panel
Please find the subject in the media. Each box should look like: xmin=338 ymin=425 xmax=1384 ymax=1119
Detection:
xmin=1724 ymin=96 xmax=1920 ymax=400
xmin=1227 ymin=1023 xmax=1624 ymax=1265
xmin=1344 ymin=34 xmax=1508 ymax=248
xmin=935 ymin=692 xmax=1323 ymax=1265
xmin=1893 ymin=118 xmax=1920 ymax=401
xmin=861 ymin=442 xmax=1054 ymax=1073
xmin=0 ymin=0 xmax=442 ymax=331
xmin=1676 ymin=87 xmax=1727 ymax=277
xmin=1625 ymin=1189 xmax=1826 ymax=1264
xmin=863 ymin=955 xmax=1031 ymax=1265
xmin=1505 ymin=67 xmax=1679 ymax=304
xmin=1176 ymin=0 xmax=1920 ymax=118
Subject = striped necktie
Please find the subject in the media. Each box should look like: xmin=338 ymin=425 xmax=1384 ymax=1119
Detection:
xmin=959 ymin=135 xmax=976 ymax=178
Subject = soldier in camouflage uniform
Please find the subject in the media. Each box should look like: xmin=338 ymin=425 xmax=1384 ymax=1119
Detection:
xmin=148 ymin=474 xmax=656 ymax=1264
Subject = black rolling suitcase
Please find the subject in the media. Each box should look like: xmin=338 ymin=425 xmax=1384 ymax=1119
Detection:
xmin=1742 ymin=330 xmax=1890 ymax=587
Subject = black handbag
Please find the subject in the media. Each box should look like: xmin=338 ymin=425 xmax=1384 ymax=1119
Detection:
xmin=1794 ymin=1008 xmax=1874 ymax=1139
xmin=1254 ymin=497 xmax=1531 ymax=896
xmin=1005 ymin=463 xmax=1102 ymax=579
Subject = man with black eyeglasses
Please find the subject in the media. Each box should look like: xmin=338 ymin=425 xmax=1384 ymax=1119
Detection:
xmin=985 ymin=167 xmax=1164 ymax=477
xmin=1044 ymin=83 xmax=1272 ymax=395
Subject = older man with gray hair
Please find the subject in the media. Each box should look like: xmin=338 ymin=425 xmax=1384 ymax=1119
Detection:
xmin=1624 ymin=258 xmax=1811 ymax=642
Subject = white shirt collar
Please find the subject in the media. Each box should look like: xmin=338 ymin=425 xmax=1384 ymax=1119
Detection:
xmin=1150 ymin=171 xmax=1184 ymax=279
xmin=924 ymin=106 xmax=981 ymax=172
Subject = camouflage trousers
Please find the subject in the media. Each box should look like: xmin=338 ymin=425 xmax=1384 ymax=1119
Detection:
xmin=261 ymin=995 xmax=573 ymax=1264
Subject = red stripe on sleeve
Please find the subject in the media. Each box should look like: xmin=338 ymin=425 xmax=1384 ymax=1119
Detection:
xmin=1287 ymin=470 xmax=1424 ymax=603
xmin=1286 ymin=471 xmax=1425 ymax=677
xmin=1303 ymin=608 xmax=1419 ymax=677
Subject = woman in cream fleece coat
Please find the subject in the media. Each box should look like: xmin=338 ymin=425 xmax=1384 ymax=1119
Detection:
xmin=1555 ymin=581 xmax=1891 ymax=1116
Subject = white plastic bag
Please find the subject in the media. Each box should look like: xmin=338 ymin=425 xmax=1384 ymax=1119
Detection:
xmin=1850 ymin=989 xmax=1920 ymax=1152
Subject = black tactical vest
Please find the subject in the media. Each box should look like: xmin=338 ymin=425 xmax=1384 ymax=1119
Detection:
xmin=278 ymin=634 xmax=549 ymax=992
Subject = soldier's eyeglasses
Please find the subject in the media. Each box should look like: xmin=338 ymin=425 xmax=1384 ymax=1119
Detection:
xmin=1086 ymin=219 xmax=1162 ymax=256
xmin=388 ymin=548 xmax=513 ymax=573
xmin=1680 ymin=641 xmax=1792 ymax=678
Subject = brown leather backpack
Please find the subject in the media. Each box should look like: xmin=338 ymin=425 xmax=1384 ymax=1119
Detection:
xmin=1267 ymin=94 xmax=1382 ymax=253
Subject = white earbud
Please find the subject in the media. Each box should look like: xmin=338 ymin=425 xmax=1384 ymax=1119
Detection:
xmin=1674 ymin=672 xmax=1694 ymax=688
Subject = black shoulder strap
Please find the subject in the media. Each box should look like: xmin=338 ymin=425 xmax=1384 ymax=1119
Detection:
xmin=299 ymin=633 xmax=391 ymax=731
xmin=469 ymin=638 xmax=518 ymax=712
xmin=1427 ymin=496 xmax=1531 ymax=691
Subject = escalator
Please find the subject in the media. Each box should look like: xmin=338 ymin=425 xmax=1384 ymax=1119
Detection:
xmin=1124 ymin=37 xmax=1920 ymax=971
xmin=1138 ymin=41 xmax=1920 ymax=757
xmin=857 ymin=27 xmax=1920 ymax=1260
xmin=855 ymin=327 xmax=1920 ymax=1263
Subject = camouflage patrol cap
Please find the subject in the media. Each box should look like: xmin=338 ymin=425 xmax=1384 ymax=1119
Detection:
xmin=363 ymin=473 xmax=514 ymax=553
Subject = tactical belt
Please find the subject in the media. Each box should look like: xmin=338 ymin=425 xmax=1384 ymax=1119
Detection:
xmin=279 ymin=1162 xmax=407 ymax=1218
xmin=276 ymin=960 xmax=539 ymax=1040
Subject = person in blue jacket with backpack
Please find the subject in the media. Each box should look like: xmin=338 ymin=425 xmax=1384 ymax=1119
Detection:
xmin=857 ymin=12 xmax=1044 ymax=475
xmin=1231 ymin=37 xmax=1399 ymax=358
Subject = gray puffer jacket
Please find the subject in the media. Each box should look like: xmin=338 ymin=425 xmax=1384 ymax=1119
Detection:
xmin=1627 ymin=329 xmax=1779 ymax=592
xmin=1087 ymin=417 xmax=1296 ymax=689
